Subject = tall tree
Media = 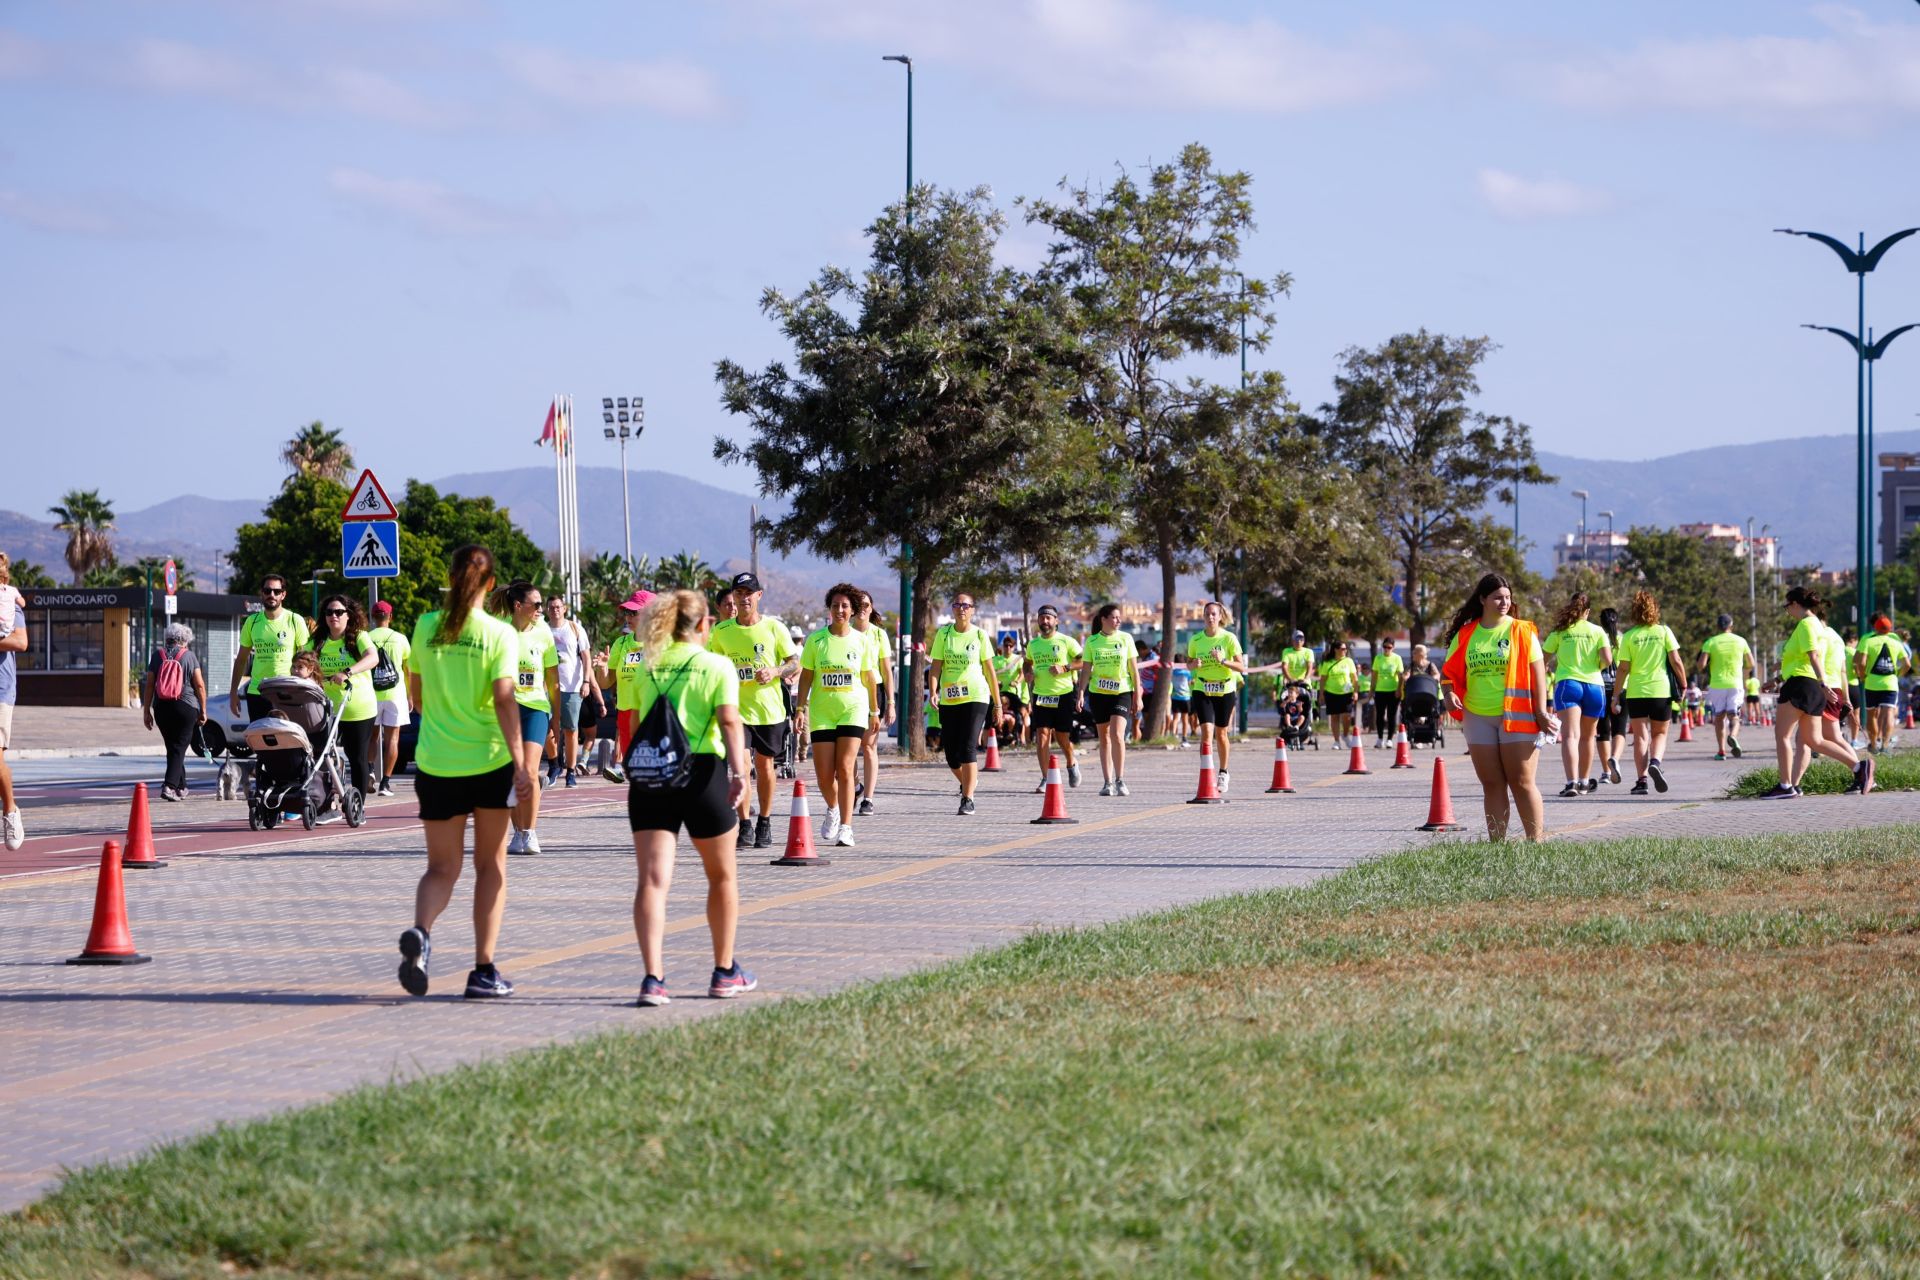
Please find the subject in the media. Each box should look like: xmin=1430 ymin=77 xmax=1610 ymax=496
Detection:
xmin=1616 ymin=526 xmax=1752 ymax=653
xmin=48 ymin=489 xmax=116 ymax=584
xmin=1313 ymin=331 xmax=1553 ymax=644
xmin=108 ymin=556 xmax=198 ymax=590
xmin=655 ymin=551 xmax=723 ymax=595
xmin=1025 ymin=143 xmax=1292 ymax=734
xmin=716 ymin=185 xmax=1096 ymax=757
xmin=280 ymin=421 xmax=355 ymax=486
xmin=5 ymin=560 xmax=56 ymax=589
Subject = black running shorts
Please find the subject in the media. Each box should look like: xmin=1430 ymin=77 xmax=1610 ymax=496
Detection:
xmin=627 ymin=754 xmax=734 ymax=839
xmin=416 ymin=761 xmax=515 ymax=822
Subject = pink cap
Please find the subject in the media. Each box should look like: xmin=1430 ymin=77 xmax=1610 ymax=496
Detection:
xmin=619 ymin=589 xmax=657 ymax=612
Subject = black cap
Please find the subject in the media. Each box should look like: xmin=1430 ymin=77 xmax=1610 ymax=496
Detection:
xmin=730 ymin=572 xmax=762 ymax=593
xmin=1716 ymin=613 xmax=1733 ymax=630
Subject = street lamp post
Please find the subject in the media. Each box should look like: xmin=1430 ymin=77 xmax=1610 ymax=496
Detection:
xmin=1571 ymin=489 xmax=1589 ymax=568
xmin=883 ymin=52 xmax=914 ymax=743
xmin=212 ymin=550 xmax=225 ymax=595
xmin=1597 ymin=509 xmax=1614 ymax=573
xmin=1237 ymin=273 xmax=1251 ymax=733
xmin=302 ymin=567 xmax=328 ymax=625
xmin=601 ymin=396 xmax=643 ymax=575
xmin=1777 ymin=226 xmax=1919 ymax=635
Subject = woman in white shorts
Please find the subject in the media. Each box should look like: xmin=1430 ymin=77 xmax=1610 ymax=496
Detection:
xmin=1439 ymin=573 xmax=1559 ymax=841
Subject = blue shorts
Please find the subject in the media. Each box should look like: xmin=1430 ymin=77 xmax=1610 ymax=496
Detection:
xmin=1553 ymin=680 xmax=1606 ymax=717
xmin=556 ymin=691 xmax=583 ymax=732
xmin=518 ymin=705 xmax=552 ymax=746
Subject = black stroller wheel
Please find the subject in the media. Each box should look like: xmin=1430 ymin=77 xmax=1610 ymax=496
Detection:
xmin=248 ymin=806 xmax=263 ymax=831
xmin=344 ymin=788 xmax=365 ymax=828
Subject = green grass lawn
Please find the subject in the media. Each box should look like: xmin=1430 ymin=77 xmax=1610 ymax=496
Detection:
xmin=6 ymin=827 xmax=1920 ymax=1278
xmin=1727 ymin=747 xmax=1920 ymax=796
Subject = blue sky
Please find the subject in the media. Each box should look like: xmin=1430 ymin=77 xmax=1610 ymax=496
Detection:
xmin=5 ymin=0 xmax=1919 ymax=522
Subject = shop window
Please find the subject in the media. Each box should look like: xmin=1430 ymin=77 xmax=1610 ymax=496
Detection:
xmin=19 ymin=610 xmax=106 ymax=672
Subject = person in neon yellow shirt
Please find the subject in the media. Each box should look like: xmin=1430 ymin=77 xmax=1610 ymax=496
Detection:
xmin=798 ymin=583 xmax=880 ymax=846
xmin=400 ymin=544 xmax=530 ymax=1000
xmin=367 ymin=600 xmax=412 ymax=797
xmin=1440 ymin=572 xmax=1557 ymax=842
xmin=1370 ymin=638 xmax=1405 ymax=749
xmin=1278 ymin=629 xmax=1316 ymax=691
xmin=1761 ymin=586 xmax=1869 ymax=799
xmin=497 ymin=582 xmax=560 ymax=856
xmin=228 ymin=573 xmax=311 ymax=722
xmin=313 ymin=594 xmax=381 ymax=811
xmin=1542 ymin=592 xmax=1613 ymax=796
xmin=1744 ymin=673 xmax=1762 ymax=726
xmin=1694 ymin=614 xmax=1755 ymax=762
xmin=1609 ymin=589 xmax=1686 ymax=796
xmin=591 ymin=589 xmax=658 ymax=786
xmin=851 ymin=589 xmax=894 ymax=819
xmin=709 ymin=572 xmax=799 ymax=849
xmin=993 ymin=635 xmax=1027 ymax=746
xmin=1855 ymin=613 xmax=1911 ymax=754
xmin=1023 ymin=604 xmax=1084 ymax=791
xmin=1080 ymin=603 xmax=1141 ymax=797
xmin=1318 ymin=639 xmax=1361 ymax=749
xmin=1184 ymin=601 xmax=1246 ymax=790
xmin=924 ymin=592 xmax=1002 ymax=815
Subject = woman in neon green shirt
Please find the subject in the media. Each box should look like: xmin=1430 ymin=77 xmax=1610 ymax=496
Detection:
xmin=1542 ymin=591 xmax=1613 ymax=798
xmin=312 ymin=594 xmax=380 ymax=810
xmin=1440 ymin=572 xmax=1558 ymax=842
xmin=1763 ymin=586 xmax=1869 ymax=798
xmin=499 ymin=582 xmax=560 ymax=856
xmin=1081 ymin=603 xmax=1141 ymax=797
xmin=1319 ymin=640 xmax=1360 ymax=750
xmin=1609 ymin=589 xmax=1686 ymax=796
xmin=1184 ymin=600 xmax=1247 ymax=789
xmin=399 ymin=543 xmax=530 ymax=1001
xmin=923 ymin=592 xmax=1002 ymax=815
xmin=798 ymin=583 xmax=880 ymax=847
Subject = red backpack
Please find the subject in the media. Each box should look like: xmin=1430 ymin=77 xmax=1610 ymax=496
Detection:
xmin=154 ymin=644 xmax=186 ymax=701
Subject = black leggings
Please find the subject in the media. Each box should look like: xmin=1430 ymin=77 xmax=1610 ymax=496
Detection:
xmin=940 ymin=701 xmax=989 ymax=769
xmin=338 ymin=717 xmax=375 ymax=797
xmin=154 ymin=700 xmax=199 ymax=791
xmin=1373 ymin=693 xmax=1400 ymax=738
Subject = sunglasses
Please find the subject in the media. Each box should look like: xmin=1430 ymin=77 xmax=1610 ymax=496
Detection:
xmin=954 ymin=602 xmax=975 ymax=610
xmin=262 ymin=588 xmax=285 ymax=596
xmin=324 ymin=609 xmax=348 ymax=617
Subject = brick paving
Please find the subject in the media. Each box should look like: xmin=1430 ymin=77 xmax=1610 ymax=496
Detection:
xmin=2 ymin=732 xmax=1915 ymax=1211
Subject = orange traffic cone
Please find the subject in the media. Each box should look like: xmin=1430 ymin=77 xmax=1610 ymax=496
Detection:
xmin=982 ymin=730 xmax=1003 ymax=773
xmin=1265 ymin=738 xmax=1295 ymax=793
xmin=1390 ymin=726 xmax=1413 ymax=769
xmin=68 ymin=841 xmax=152 ymax=966
xmin=121 ymin=783 xmax=167 ymax=870
xmin=1418 ymin=757 xmax=1464 ymax=832
xmin=1905 ymin=704 xmax=1914 ymax=730
xmin=1343 ymin=739 xmax=1370 ymax=775
xmin=1677 ymin=714 xmax=1694 ymax=744
xmin=1188 ymin=734 xmax=1226 ymax=804
xmin=1032 ymin=751 xmax=1078 ymax=824
xmin=770 ymin=779 xmax=830 ymax=866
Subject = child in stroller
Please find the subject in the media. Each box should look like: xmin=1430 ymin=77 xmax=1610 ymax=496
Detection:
xmin=241 ymin=657 xmax=365 ymax=831
xmin=1401 ymin=672 xmax=1446 ymax=749
xmin=1278 ymin=679 xmax=1317 ymax=750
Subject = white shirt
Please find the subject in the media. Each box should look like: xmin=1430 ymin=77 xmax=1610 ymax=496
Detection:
xmin=551 ymin=617 xmax=589 ymax=694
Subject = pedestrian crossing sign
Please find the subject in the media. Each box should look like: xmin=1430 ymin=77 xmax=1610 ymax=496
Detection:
xmin=342 ymin=520 xmax=400 ymax=579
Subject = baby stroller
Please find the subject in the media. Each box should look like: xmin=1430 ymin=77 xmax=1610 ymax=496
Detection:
xmin=1278 ymin=680 xmax=1318 ymax=750
xmin=1402 ymin=673 xmax=1446 ymax=749
xmin=242 ymin=675 xmax=364 ymax=831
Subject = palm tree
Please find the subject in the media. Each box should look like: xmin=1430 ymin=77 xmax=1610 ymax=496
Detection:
xmin=48 ymin=489 xmax=116 ymax=584
xmin=280 ymin=421 xmax=354 ymax=484
xmin=111 ymin=557 xmax=198 ymax=590
xmin=656 ymin=550 xmax=721 ymax=594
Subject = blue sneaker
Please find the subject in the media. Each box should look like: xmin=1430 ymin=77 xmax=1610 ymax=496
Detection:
xmin=464 ymin=965 xmax=514 ymax=998
xmin=564 ymin=769 xmax=578 ymax=789
xmin=708 ymin=963 xmax=758 ymax=999
xmin=397 ymin=927 xmax=430 ymax=997
xmin=637 ymin=975 xmax=671 ymax=1007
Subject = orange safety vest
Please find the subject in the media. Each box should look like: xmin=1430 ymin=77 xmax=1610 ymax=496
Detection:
xmin=1441 ymin=617 xmax=1542 ymax=734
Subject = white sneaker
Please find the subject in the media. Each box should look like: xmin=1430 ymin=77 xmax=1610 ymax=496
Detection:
xmin=506 ymin=828 xmax=526 ymax=854
xmin=522 ymin=830 xmax=542 ymax=855
xmin=821 ymin=811 xmax=841 ymax=844
xmin=2 ymin=808 xmax=21 ymax=851
xmin=1115 ymin=779 xmax=1130 ymax=797
xmin=1217 ymin=771 xmax=1230 ymax=794
xmin=835 ymin=822 xmax=856 ymax=848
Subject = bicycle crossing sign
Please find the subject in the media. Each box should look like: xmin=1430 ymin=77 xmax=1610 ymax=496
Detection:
xmin=341 ymin=469 xmax=398 ymax=521
xmin=342 ymin=521 xmax=400 ymax=579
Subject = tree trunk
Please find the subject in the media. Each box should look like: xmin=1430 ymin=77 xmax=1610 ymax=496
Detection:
xmin=1405 ymin=543 xmax=1424 ymax=646
xmin=906 ymin=560 xmax=936 ymax=760
xmin=1150 ymin=535 xmax=1178 ymax=738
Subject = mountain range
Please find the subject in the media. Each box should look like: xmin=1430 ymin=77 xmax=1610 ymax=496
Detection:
xmin=6 ymin=428 xmax=1910 ymax=601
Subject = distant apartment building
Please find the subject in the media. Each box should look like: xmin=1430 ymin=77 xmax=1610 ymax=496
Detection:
xmin=1673 ymin=522 xmax=1778 ymax=570
xmin=1554 ymin=523 xmax=1778 ymax=572
xmin=1552 ymin=529 xmax=1631 ymax=571
xmin=1881 ymin=453 xmax=1920 ymax=563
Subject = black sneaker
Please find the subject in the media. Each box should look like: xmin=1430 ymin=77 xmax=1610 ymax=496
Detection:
xmin=1582 ymin=778 xmax=1599 ymax=793
xmin=397 ymin=927 xmax=430 ymax=997
xmin=1648 ymin=760 xmax=1668 ymax=793
xmin=1607 ymin=760 xmax=1622 ymax=785
xmin=1629 ymin=779 xmax=1649 ymax=796
xmin=1855 ymin=758 xmax=1875 ymax=796
xmin=957 ymin=796 xmax=976 ymax=816
xmin=464 ymin=965 xmax=514 ymax=999
xmin=1557 ymin=782 xmax=1579 ymax=798
xmin=1758 ymin=783 xmax=1799 ymax=800
xmin=1729 ymin=737 xmax=1743 ymax=759
xmin=753 ymin=816 xmax=773 ymax=849
xmin=856 ymin=797 xmax=875 ymax=817
xmin=738 ymin=815 xmax=753 ymax=845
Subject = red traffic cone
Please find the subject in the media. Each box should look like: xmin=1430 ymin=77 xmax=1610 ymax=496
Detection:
xmin=121 ymin=782 xmax=167 ymax=870
xmin=1905 ymin=704 xmax=1914 ymax=730
xmin=1343 ymin=739 xmax=1371 ymax=775
xmin=771 ymin=778 xmax=830 ymax=866
xmin=982 ymin=730 xmax=1003 ymax=773
xmin=1032 ymin=751 xmax=1079 ymax=824
xmin=1188 ymin=734 xmax=1226 ymax=804
xmin=1265 ymin=738 xmax=1295 ymax=793
xmin=1677 ymin=714 xmax=1694 ymax=744
xmin=1390 ymin=726 xmax=1413 ymax=769
xmin=68 ymin=841 xmax=152 ymax=966
xmin=1418 ymin=757 xmax=1464 ymax=832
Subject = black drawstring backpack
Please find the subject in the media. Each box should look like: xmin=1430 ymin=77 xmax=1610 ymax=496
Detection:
xmin=624 ymin=659 xmax=715 ymax=791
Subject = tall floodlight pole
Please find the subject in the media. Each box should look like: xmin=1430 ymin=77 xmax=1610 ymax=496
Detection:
xmin=1571 ymin=489 xmax=1589 ymax=567
xmin=884 ymin=53 xmax=913 ymax=743
xmin=1777 ymin=226 xmax=1918 ymax=634
xmin=601 ymin=396 xmax=643 ymax=575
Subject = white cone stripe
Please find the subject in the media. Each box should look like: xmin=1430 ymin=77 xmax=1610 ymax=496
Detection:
xmin=789 ymin=793 xmax=810 ymax=817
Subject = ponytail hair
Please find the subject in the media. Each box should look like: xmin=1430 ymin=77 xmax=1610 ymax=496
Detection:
xmin=1628 ymin=589 xmax=1660 ymax=628
xmin=1597 ymin=607 xmax=1620 ymax=643
xmin=1551 ymin=591 xmax=1590 ymax=635
xmin=492 ymin=580 xmax=539 ymax=618
xmin=641 ymin=588 xmax=707 ymax=663
xmin=434 ymin=544 xmax=495 ymax=645
xmin=1785 ymin=585 xmax=1826 ymax=618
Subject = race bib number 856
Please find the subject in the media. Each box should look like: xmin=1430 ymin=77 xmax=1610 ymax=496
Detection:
xmin=943 ymin=683 xmax=970 ymax=700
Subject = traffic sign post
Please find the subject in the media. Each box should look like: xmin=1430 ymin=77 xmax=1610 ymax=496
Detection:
xmin=341 ymin=470 xmax=398 ymax=522
xmin=341 ymin=470 xmax=401 ymax=589
xmin=162 ymin=558 xmax=178 ymax=616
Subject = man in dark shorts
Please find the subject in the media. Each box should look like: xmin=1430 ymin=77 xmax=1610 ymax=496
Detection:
xmin=707 ymin=572 xmax=799 ymax=849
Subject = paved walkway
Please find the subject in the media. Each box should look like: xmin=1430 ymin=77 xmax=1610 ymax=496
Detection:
xmin=2 ymin=733 xmax=1912 ymax=1210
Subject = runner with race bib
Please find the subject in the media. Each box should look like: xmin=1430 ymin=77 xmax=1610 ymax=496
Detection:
xmin=1023 ymin=605 xmax=1083 ymax=794
xmin=1184 ymin=600 xmax=1245 ymax=793
xmin=1083 ymin=603 xmax=1142 ymax=797
xmin=924 ymin=593 xmax=1002 ymax=815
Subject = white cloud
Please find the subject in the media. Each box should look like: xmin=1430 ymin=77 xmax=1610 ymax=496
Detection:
xmin=497 ymin=46 xmax=727 ymax=119
xmin=0 ymin=189 xmax=120 ymax=236
xmin=762 ymin=0 xmax=1427 ymax=112
xmin=110 ymin=36 xmax=466 ymax=127
xmin=1542 ymin=4 xmax=1920 ymax=124
xmin=1475 ymin=169 xmax=1611 ymax=221
xmin=329 ymin=167 xmax=568 ymax=236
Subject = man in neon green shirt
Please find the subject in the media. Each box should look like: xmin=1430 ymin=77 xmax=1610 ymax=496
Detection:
xmin=1855 ymin=614 xmax=1911 ymax=754
xmin=708 ymin=572 xmax=799 ymax=849
xmin=227 ymin=573 xmax=310 ymax=722
xmin=1278 ymin=629 xmax=1316 ymax=692
xmin=1695 ymin=614 xmax=1755 ymax=761
xmin=1370 ymin=638 xmax=1405 ymax=749
xmin=1023 ymin=605 xmax=1083 ymax=790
